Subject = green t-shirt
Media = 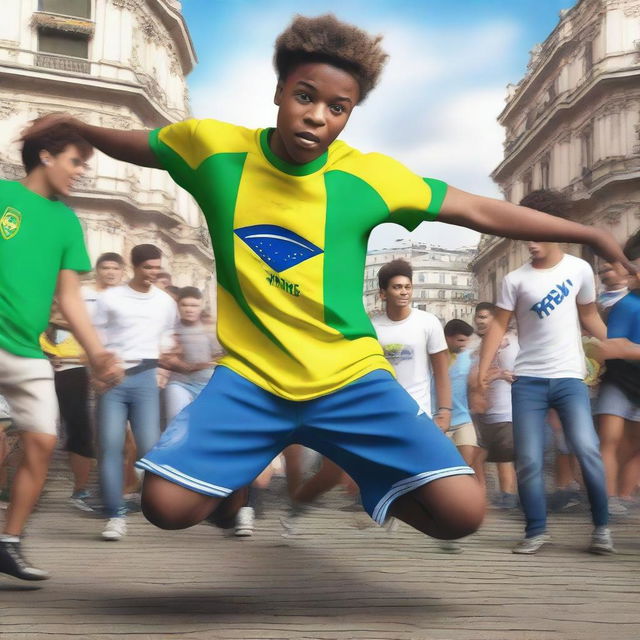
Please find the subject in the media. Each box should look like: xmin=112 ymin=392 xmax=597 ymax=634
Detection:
xmin=0 ymin=180 xmax=91 ymax=358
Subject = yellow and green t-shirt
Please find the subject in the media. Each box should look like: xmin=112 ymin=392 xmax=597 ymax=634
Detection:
xmin=150 ymin=119 xmax=448 ymax=400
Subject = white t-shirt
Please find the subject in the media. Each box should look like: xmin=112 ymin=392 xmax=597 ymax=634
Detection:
xmin=483 ymin=332 xmax=519 ymax=423
xmin=93 ymin=284 xmax=178 ymax=367
xmin=497 ymin=254 xmax=595 ymax=379
xmin=373 ymin=308 xmax=447 ymax=416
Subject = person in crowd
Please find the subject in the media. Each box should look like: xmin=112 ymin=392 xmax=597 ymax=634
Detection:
xmin=596 ymin=261 xmax=628 ymax=315
xmin=469 ymin=303 xmax=519 ymax=510
xmin=594 ymin=231 xmax=640 ymax=514
xmin=0 ymin=125 xmax=121 ymax=581
xmin=478 ymin=190 xmax=613 ymax=555
xmin=22 ymin=14 xmax=633 ymax=548
xmin=93 ymin=244 xmax=178 ymax=541
xmin=154 ymin=272 xmax=173 ymax=292
xmin=160 ymin=286 xmax=220 ymax=423
xmin=40 ymin=300 xmax=96 ymax=511
xmin=442 ymin=320 xmax=480 ymax=468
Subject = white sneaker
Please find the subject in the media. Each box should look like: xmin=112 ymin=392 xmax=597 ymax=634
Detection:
xmin=589 ymin=527 xmax=616 ymax=554
xmin=102 ymin=517 xmax=127 ymax=541
xmin=439 ymin=540 xmax=463 ymax=554
xmin=234 ymin=507 xmax=254 ymax=537
xmin=607 ymin=497 xmax=629 ymax=517
xmin=512 ymin=533 xmax=550 ymax=554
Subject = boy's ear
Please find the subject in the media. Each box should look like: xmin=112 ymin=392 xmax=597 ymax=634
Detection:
xmin=274 ymin=82 xmax=283 ymax=106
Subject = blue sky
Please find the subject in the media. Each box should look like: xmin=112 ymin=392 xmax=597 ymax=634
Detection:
xmin=181 ymin=0 xmax=574 ymax=250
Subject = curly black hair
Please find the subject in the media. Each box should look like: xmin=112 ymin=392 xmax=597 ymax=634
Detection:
xmin=274 ymin=14 xmax=388 ymax=102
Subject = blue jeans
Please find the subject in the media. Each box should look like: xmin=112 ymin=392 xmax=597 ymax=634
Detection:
xmin=97 ymin=368 xmax=161 ymax=518
xmin=512 ymin=376 xmax=608 ymax=538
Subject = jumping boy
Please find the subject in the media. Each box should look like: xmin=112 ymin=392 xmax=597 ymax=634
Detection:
xmin=22 ymin=15 xmax=632 ymax=545
xmin=0 ymin=125 xmax=122 ymax=581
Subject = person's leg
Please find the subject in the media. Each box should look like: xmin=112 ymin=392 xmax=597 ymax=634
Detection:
xmin=497 ymin=462 xmax=517 ymax=494
xmin=4 ymin=432 xmax=57 ymax=536
xmin=97 ymin=383 xmax=129 ymax=519
xmin=122 ymin=427 xmax=139 ymax=494
xmin=553 ymin=379 xmax=608 ymax=531
xmin=139 ymin=367 xmax=293 ymax=530
xmin=299 ymin=371 xmax=481 ymax=539
xmin=511 ymin=377 xmax=551 ymax=539
xmin=164 ymin=383 xmax=195 ymax=425
xmin=457 ymin=445 xmax=479 ymax=468
xmin=55 ymin=368 xmax=94 ymax=495
xmin=619 ymin=421 xmax=640 ymax=498
xmin=596 ymin=413 xmax=625 ymax=496
xmin=128 ymin=369 xmax=161 ymax=462
xmin=293 ymin=456 xmax=344 ymax=503
xmin=282 ymin=444 xmax=306 ymax=499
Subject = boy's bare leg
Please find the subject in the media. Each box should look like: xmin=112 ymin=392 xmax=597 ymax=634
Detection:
xmin=282 ymin=444 xmax=305 ymax=498
xmin=390 ymin=474 xmax=485 ymax=540
xmin=68 ymin=452 xmax=92 ymax=494
xmin=4 ymin=432 xmax=56 ymax=536
xmin=497 ymin=462 xmax=517 ymax=494
xmin=598 ymin=413 xmax=625 ymax=496
xmin=141 ymin=472 xmax=249 ymax=530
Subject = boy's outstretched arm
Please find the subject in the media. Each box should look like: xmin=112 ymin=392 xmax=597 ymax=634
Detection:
xmin=21 ymin=113 xmax=159 ymax=169
xmin=438 ymin=187 xmax=636 ymax=273
xmin=477 ymin=307 xmax=512 ymax=391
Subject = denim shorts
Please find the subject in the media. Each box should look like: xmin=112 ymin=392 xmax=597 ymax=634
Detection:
xmin=594 ymin=382 xmax=640 ymax=422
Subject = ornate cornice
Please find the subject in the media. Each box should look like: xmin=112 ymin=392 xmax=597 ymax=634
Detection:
xmin=31 ymin=12 xmax=95 ymax=36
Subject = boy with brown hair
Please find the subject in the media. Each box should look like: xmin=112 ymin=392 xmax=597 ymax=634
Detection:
xmin=22 ymin=15 xmax=632 ymax=550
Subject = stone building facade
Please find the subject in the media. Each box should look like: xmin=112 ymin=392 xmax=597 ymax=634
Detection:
xmin=0 ymin=1 xmax=216 ymax=311
xmin=472 ymin=0 xmax=640 ymax=302
xmin=364 ymin=241 xmax=478 ymax=324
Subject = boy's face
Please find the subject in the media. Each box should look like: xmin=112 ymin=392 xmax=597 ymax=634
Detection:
xmin=155 ymin=276 xmax=171 ymax=290
xmin=597 ymin=262 xmax=627 ymax=290
xmin=446 ymin=333 xmax=470 ymax=354
xmin=41 ymin=144 xmax=90 ymax=197
xmin=132 ymin=258 xmax=162 ymax=287
xmin=178 ymin=296 xmax=202 ymax=323
xmin=527 ymin=241 xmax=557 ymax=260
xmin=628 ymin=258 xmax=640 ymax=289
xmin=380 ymin=275 xmax=413 ymax=309
xmin=96 ymin=260 xmax=124 ymax=288
xmin=474 ymin=309 xmax=494 ymax=336
xmin=272 ymin=62 xmax=359 ymax=165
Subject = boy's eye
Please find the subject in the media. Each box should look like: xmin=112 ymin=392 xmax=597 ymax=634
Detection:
xmin=297 ymin=92 xmax=311 ymax=102
xmin=330 ymin=104 xmax=345 ymax=115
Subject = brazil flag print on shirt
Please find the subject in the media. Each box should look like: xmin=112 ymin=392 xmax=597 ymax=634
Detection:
xmin=150 ymin=119 xmax=447 ymax=400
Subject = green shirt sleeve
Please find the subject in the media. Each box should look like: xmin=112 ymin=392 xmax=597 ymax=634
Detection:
xmin=61 ymin=211 xmax=91 ymax=273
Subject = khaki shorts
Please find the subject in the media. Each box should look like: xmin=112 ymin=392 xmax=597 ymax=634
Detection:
xmin=446 ymin=422 xmax=478 ymax=448
xmin=476 ymin=419 xmax=514 ymax=462
xmin=0 ymin=347 xmax=58 ymax=436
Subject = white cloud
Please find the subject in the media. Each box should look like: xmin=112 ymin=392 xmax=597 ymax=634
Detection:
xmin=189 ymin=16 xmax=519 ymax=250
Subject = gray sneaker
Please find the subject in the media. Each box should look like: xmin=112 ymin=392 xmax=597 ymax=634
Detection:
xmin=234 ymin=506 xmax=255 ymax=537
xmin=588 ymin=527 xmax=615 ymax=555
xmin=512 ymin=533 xmax=550 ymax=554
xmin=607 ymin=497 xmax=629 ymax=517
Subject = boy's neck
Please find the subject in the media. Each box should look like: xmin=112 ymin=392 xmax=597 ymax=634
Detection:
xmin=385 ymin=305 xmax=411 ymax=321
xmin=180 ymin=319 xmax=201 ymax=327
xmin=21 ymin=170 xmax=56 ymax=200
xmin=531 ymin=248 xmax=564 ymax=269
xmin=128 ymin=280 xmax=151 ymax=293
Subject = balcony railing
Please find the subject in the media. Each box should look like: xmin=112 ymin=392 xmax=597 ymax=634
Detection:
xmin=35 ymin=52 xmax=90 ymax=74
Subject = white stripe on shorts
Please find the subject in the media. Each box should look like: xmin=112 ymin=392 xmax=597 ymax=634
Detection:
xmin=136 ymin=459 xmax=232 ymax=497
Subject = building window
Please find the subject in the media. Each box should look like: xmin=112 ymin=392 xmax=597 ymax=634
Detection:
xmin=452 ymin=275 xmax=458 ymax=286
xmin=438 ymin=290 xmax=446 ymax=300
xmin=547 ymin=80 xmax=557 ymax=102
xmin=38 ymin=29 xmax=89 ymax=58
xmin=39 ymin=0 xmax=91 ymax=19
xmin=584 ymin=41 xmax=593 ymax=74
xmin=581 ymin=126 xmax=593 ymax=171
xmin=419 ymin=273 xmax=425 ymax=283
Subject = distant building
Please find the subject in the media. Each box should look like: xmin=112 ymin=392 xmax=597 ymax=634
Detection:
xmin=0 ymin=0 xmax=217 ymax=313
xmin=365 ymin=241 xmax=478 ymax=323
xmin=472 ymin=0 xmax=640 ymax=302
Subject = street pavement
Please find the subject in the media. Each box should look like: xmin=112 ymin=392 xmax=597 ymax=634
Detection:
xmin=1 ymin=455 xmax=640 ymax=640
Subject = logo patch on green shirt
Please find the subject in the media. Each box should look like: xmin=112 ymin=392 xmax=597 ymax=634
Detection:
xmin=1 ymin=207 xmax=21 ymax=240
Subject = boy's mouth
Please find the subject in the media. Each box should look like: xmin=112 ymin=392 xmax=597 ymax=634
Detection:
xmin=295 ymin=131 xmax=321 ymax=146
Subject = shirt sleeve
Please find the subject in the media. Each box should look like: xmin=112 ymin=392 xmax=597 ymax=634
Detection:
xmin=497 ymin=274 xmax=517 ymax=312
xmin=425 ymin=314 xmax=448 ymax=355
xmin=60 ymin=213 xmax=91 ymax=273
xmin=576 ymin=261 xmax=597 ymax=305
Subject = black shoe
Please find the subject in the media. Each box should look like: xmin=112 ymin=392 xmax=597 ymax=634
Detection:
xmin=0 ymin=540 xmax=50 ymax=581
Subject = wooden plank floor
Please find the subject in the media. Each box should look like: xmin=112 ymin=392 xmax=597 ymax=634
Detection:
xmin=1 ymin=456 xmax=639 ymax=640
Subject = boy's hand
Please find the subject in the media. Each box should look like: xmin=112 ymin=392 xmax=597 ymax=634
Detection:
xmin=594 ymin=338 xmax=635 ymax=362
xmin=89 ymin=351 xmax=123 ymax=391
xmin=588 ymin=229 xmax=638 ymax=276
xmin=433 ymin=409 xmax=451 ymax=433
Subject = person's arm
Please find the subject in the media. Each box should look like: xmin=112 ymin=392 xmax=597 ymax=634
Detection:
xmin=56 ymin=270 xmax=123 ymax=386
xmin=430 ymin=349 xmax=451 ymax=432
xmin=438 ymin=187 xmax=636 ymax=273
xmin=596 ymin=338 xmax=640 ymax=361
xmin=578 ymin=302 xmax=607 ymax=341
xmin=478 ymin=308 xmax=512 ymax=389
xmin=21 ymin=113 xmax=159 ymax=168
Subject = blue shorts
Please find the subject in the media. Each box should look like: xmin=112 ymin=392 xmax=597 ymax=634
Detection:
xmin=137 ymin=367 xmax=473 ymax=525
